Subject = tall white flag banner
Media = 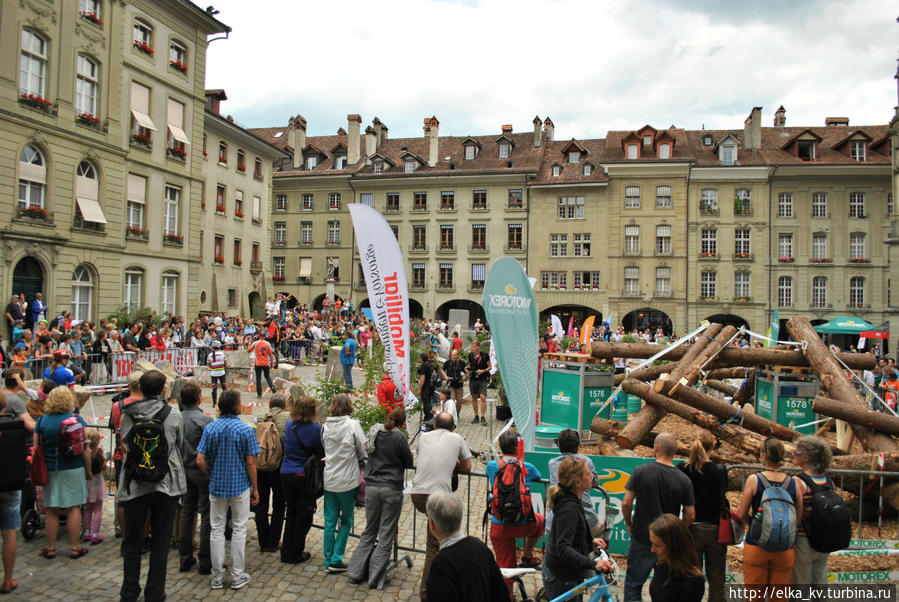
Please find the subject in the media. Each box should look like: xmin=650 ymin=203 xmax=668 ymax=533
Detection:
xmin=348 ymin=204 xmax=417 ymax=408
xmin=551 ymin=314 xmax=565 ymax=339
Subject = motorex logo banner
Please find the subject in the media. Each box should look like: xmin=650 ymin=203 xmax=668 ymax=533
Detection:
xmin=483 ymin=257 xmax=538 ymax=447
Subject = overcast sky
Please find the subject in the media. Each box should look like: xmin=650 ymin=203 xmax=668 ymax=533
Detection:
xmin=203 ymin=0 xmax=898 ymax=140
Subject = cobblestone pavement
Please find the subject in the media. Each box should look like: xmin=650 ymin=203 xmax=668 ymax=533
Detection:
xmin=11 ymin=364 xmax=561 ymax=601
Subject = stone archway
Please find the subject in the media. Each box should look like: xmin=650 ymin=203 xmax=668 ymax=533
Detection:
xmin=622 ymin=307 xmax=673 ymax=336
xmin=704 ymin=313 xmax=749 ymax=330
xmin=12 ymin=256 xmax=44 ymax=328
xmin=248 ymin=291 xmax=264 ymax=320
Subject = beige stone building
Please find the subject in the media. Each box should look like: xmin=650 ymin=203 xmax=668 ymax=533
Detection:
xmin=199 ymin=91 xmax=287 ymax=318
xmin=0 ymin=0 xmax=227 ymax=330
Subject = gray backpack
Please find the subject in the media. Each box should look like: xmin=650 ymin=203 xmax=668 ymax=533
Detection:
xmin=749 ymin=474 xmax=797 ymax=552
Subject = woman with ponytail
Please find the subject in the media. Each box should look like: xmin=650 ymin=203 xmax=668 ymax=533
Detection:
xmin=542 ymin=456 xmax=611 ymax=601
xmin=677 ymin=432 xmax=727 ymax=602
xmin=346 ymin=407 xmax=413 ymax=588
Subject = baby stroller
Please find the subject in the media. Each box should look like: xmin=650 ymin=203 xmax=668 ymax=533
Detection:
xmin=20 ymin=469 xmax=43 ymax=541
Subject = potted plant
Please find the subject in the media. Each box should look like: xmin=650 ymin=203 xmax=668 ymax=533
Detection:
xmin=79 ymin=10 xmax=103 ymax=26
xmin=133 ymin=40 xmax=154 ymax=56
xmin=493 ymin=371 xmax=511 ymax=420
xmin=18 ymin=93 xmax=53 ymax=111
xmin=76 ymin=113 xmax=101 ymax=128
xmin=18 ymin=206 xmax=51 ymax=220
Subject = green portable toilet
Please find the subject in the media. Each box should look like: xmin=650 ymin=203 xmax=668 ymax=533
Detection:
xmin=611 ymin=395 xmax=629 ymax=423
xmin=535 ymin=425 xmax=566 ymax=452
xmin=755 ymin=369 xmax=819 ymax=434
xmin=541 ymin=359 xmax=614 ymax=433
xmin=627 ymin=394 xmax=643 ymax=416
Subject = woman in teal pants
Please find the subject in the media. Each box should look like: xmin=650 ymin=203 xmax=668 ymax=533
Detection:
xmin=321 ymin=394 xmax=367 ymax=572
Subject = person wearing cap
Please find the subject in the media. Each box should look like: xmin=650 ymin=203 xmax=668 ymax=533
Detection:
xmin=44 ymin=350 xmax=75 ymax=389
xmin=208 ymin=341 xmax=227 ymax=407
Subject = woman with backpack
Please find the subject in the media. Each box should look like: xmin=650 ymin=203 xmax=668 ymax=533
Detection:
xmin=736 ymin=437 xmax=805 ymax=599
xmin=321 ymin=394 xmax=367 ymax=573
xmin=677 ymin=432 xmax=727 ymax=602
xmin=792 ymin=435 xmax=845 ymax=586
xmin=34 ymin=386 xmax=91 ymax=560
xmin=346 ymin=407 xmax=413 ymax=588
xmin=280 ymin=396 xmax=323 ymax=565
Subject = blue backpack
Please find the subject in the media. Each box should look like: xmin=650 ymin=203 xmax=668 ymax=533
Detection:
xmin=749 ymin=474 xmax=797 ymax=552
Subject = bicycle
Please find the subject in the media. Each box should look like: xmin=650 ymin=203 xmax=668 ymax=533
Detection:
xmin=549 ymin=548 xmax=619 ymax=602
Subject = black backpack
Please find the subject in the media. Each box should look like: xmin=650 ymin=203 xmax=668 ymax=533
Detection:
xmin=798 ymin=473 xmax=851 ymax=553
xmin=293 ymin=423 xmax=324 ymax=499
xmin=428 ymin=363 xmax=443 ymax=389
xmin=0 ymin=417 xmax=26 ymax=493
xmin=122 ymin=402 xmax=172 ymax=493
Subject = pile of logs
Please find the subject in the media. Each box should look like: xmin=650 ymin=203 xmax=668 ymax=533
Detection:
xmin=588 ymin=316 xmax=899 ymax=511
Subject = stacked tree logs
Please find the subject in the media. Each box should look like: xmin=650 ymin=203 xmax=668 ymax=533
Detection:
xmin=588 ymin=317 xmax=899 ymax=510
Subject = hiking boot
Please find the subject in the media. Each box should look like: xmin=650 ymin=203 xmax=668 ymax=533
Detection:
xmin=480 ymin=417 xmax=487 ymax=426
xmin=471 ymin=415 xmax=480 ymax=424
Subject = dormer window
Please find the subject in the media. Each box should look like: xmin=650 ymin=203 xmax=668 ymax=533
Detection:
xmin=372 ymin=161 xmax=384 ymax=175
xmin=405 ymin=160 xmax=416 ymax=174
xmin=627 ymin=144 xmax=638 ymax=159
xmin=464 ymin=145 xmax=477 ymax=160
xmin=334 ymin=155 xmax=346 ymax=169
xmin=552 ymin=164 xmax=561 ymax=177
xmin=798 ymin=140 xmax=815 ymax=161
xmin=850 ymin=140 xmax=866 ymax=162
xmin=305 ymin=155 xmax=317 ymax=170
xmin=720 ymin=145 xmax=735 ymax=166
xmin=583 ymin=164 xmax=593 ymax=176
xmin=658 ymin=144 xmax=670 ymax=159
xmin=568 ymin=151 xmax=580 ymax=163
xmin=498 ymin=143 xmax=510 ymax=159
xmin=643 ymin=135 xmax=652 ymax=146
xmin=703 ymin=135 xmax=713 ymax=146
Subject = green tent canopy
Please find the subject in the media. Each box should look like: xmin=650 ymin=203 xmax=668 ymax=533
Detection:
xmin=813 ymin=316 xmax=875 ymax=335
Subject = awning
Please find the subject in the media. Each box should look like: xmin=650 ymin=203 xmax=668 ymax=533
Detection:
xmin=860 ymin=322 xmax=890 ymax=339
xmin=76 ymin=197 xmax=108 ymax=224
xmin=813 ymin=316 xmax=875 ymax=335
xmin=299 ymin=257 xmax=312 ymax=278
xmin=471 ymin=264 xmax=486 ymax=280
xmin=167 ymin=124 xmax=190 ymax=145
xmin=131 ymin=109 xmax=157 ymax=131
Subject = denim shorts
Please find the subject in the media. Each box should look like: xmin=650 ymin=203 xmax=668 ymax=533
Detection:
xmin=0 ymin=491 xmax=22 ymax=530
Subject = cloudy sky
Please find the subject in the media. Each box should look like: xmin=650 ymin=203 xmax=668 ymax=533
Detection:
xmin=203 ymin=0 xmax=898 ymax=140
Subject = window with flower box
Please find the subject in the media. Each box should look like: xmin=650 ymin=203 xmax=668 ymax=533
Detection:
xmin=133 ymin=20 xmax=153 ymax=55
xmin=276 ymin=194 xmax=287 ymax=211
xmin=163 ymin=185 xmax=180 ymax=237
xmin=215 ymin=185 xmax=226 ymax=213
xmin=655 ymin=267 xmax=671 ymax=296
xmin=778 ymin=193 xmax=793 ymax=218
xmin=328 ymin=193 xmax=341 ymax=210
xmin=327 ymin=220 xmax=340 ymax=245
xmin=700 ymin=228 xmax=717 ymax=257
xmin=778 ymin=233 xmax=793 ymax=259
xmin=126 ymin=174 xmax=145 ymax=230
xmin=386 ymin=192 xmax=399 ymax=212
xmin=300 ymin=221 xmax=312 ymax=245
xmin=440 ymin=225 xmax=454 ymax=250
xmin=812 ymin=232 xmax=828 ymax=260
xmin=590 ymin=271 xmax=601 ymax=287
xmin=472 ymin=190 xmax=487 ymax=210
xmin=413 ymin=225 xmax=426 ymax=250
xmin=551 ymin=233 xmax=569 ymax=257
xmin=413 ymin=192 xmax=427 ymax=211
xmin=700 ymin=271 xmax=716 ymax=299
xmin=849 ymin=233 xmax=866 ymax=260
xmin=18 ymin=145 xmax=46 ymax=212
xmin=734 ymin=228 xmax=750 ymax=256
xmin=541 ymin=271 xmax=567 ymax=289
xmin=734 ymin=272 xmax=750 ymax=299
xmin=412 ymin=264 xmax=425 ymax=289
xmin=508 ymin=224 xmax=523 ymax=250
xmin=624 ymin=226 xmax=639 ymax=255
xmin=19 ymin=30 xmax=47 ymax=98
xmin=624 ymin=267 xmax=639 ymax=295
xmin=74 ymin=160 xmax=106 ymax=230
xmin=624 ymin=186 xmax=640 ymax=209
xmin=655 ymin=225 xmax=671 ymax=255
xmin=508 ymin=189 xmax=523 ymax=208
xmin=700 ymin=189 xmax=718 ymax=215
xmin=130 ymin=82 xmax=155 ymax=148
xmin=75 ymin=55 xmax=99 ymax=119
xmin=233 ymin=239 xmax=241 ymax=265
xmin=79 ymin=0 xmax=102 ymax=24
xmin=572 ymin=232 xmax=590 ymax=256
xmin=777 ymin=276 xmax=792 ymax=307
xmin=274 ymin=222 xmax=286 ymax=245
xmin=471 ymin=264 xmax=486 ymax=289
xmin=237 ymin=150 xmax=246 ymax=173
xmin=213 ymin=235 xmax=223 ymax=263
xmin=302 ymin=194 xmax=313 ymax=210
xmin=849 ymin=192 xmax=865 ymax=218
xmin=169 ymin=40 xmax=187 ymax=73
xmin=735 ymin=189 xmax=752 ymax=215
xmin=558 ymin=197 xmax=584 ymax=219
xmin=273 ymin=257 xmax=285 ymax=279
xmin=218 ymin=141 xmax=227 ymax=164
xmin=439 ymin=264 xmax=453 ymax=289
xmin=471 ymin=224 xmax=486 ymax=250
xmin=656 ymin=185 xmax=672 ymax=209
xmin=166 ymin=98 xmax=188 ymax=160
xmin=812 ymin=192 xmax=828 ymax=218
xmin=440 ymin=191 xmax=454 ymax=210
xmin=811 ymin=276 xmax=827 ymax=307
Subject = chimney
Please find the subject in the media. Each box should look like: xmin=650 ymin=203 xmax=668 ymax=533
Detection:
xmin=426 ymin=116 xmax=439 ymax=167
xmin=774 ymin=105 xmax=786 ymax=127
xmin=743 ymin=107 xmax=761 ymax=151
xmin=501 ymin=124 xmax=513 ymax=135
xmin=371 ymin=117 xmax=382 ymax=145
xmin=204 ymin=89 xmax=227 ymax=115
xmin=543 ymin=117 xmax=554 ymax=144
xmin=347 ymin=114 xmax=361 ymax=165
xmin=364 ymin=126 xmax=377 ymax=162
xmin=287 ymin=115 xmax=306 ymax=169
xmin=380 ymin=123 xmax=388 ymax=144
xmin=533 ymin=115 xmax=542 ymax=147
xmin=825 ymin=117 xmax=849 ymax=127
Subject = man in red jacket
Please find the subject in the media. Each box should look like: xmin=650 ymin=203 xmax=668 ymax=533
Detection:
xmin=376 ymin=366 xmax=403 ymax=413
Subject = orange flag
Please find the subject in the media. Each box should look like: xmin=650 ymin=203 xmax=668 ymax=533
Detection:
xmin=579 ymin=315 xmax=596 ymax=345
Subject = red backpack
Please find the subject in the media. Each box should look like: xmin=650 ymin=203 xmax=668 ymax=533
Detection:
xmin=489 ymin=459 xmax=534 ymax=523
xmin=58 ymin=415 xmax=86 ymax=458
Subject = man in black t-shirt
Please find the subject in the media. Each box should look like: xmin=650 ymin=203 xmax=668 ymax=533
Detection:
xmin=417 ymin=353 xmax=438 ymax=421
xmin=440 ymin=349 xmax=467 ymax=415
xmin=122 ymin=323 xmax=141 ymax=353
xmin=466 ymin=340 xmax=490 ymax=425
xmin=621 ymin=433 xmax=695 ymax=602
xmin=4 ymin=297 xmax=22 ymax=340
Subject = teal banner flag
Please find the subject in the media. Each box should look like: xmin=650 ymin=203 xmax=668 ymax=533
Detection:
xmin=483 ymin=257 xmax=539 ymax=448
xmin=766 ymin=308 xmax=780 ymax=347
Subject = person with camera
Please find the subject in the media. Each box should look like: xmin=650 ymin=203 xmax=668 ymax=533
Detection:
xmin=440 ymin=349 xmax=466 ymax=418
xmin=417 ymin=353 xmax=441 ymax=420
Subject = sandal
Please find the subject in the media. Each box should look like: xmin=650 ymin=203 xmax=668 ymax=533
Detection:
xmin=70 ymin=547 xmax=89 ymax=559
xmin=40 ymin=547 xmax=55 ymax=559
xmin=0 ymin=579 xmax=18 ymax=594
